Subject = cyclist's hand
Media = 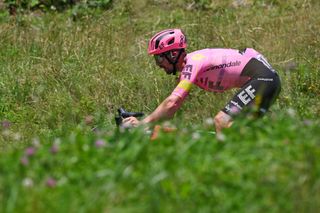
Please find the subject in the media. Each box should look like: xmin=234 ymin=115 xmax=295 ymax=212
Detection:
xmin=122 ymin=116 xmax=140 ymax=128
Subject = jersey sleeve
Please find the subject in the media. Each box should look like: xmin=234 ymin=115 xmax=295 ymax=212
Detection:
xmin=171 ymin=63 xmax=201 ymax=98
xmin=171 ymin=53 xmax=205 ymax=99
xmin=171 ymin=79 xmax=193 ymax=99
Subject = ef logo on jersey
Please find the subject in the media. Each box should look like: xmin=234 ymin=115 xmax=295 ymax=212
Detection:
xmin=238 ymin=85 xmax=256 ymax=105
xmin=181 ymin=65 xmax=193 ymax=80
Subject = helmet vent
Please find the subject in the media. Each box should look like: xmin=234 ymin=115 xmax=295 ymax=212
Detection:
xmin=167 ymin=38 xmax=174 ymax=45
xmin=155 ymin=39 xmax=161 ymax=49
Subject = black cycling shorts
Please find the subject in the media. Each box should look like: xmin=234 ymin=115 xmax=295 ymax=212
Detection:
xmin=222 ymin=58 xmax=281 ymax=117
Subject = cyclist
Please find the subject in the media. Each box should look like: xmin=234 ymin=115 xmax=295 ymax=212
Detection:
xmin=123 ymin=29 xmax=281 ymax=133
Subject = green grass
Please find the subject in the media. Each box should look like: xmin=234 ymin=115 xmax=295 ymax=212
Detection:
xmin=0 ymin=0 xmax=320 ymax=212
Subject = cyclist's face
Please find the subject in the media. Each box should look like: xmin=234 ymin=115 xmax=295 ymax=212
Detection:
xmin=154 ymin=53 xmax=175 ymax=74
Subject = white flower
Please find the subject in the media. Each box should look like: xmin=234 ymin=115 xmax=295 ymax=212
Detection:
xmin=192 ymin=132 xmax=201 ymax=140
xmin=287 ymin=108 xmax=296 ymax=117
xmin=32 ymin=138 xmax=41 ymax=148
xmin=216 ymin=133 xmax=226 ymax=142
xmin=205 ymin=118 xmax=214 ymax=125
xmin=2 ymin=130 xmax=11 ymax=137
xmin=54 ymin=138 xmax=61 ymax=145
xmin=22 ymin=178 xmax=34 ymax=188
xmin=12 ymin=132 xmax=22 ymax=141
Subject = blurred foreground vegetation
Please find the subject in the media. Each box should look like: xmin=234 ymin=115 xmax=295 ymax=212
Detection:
xmin=1 ymin=111 xmax=320 ymax=212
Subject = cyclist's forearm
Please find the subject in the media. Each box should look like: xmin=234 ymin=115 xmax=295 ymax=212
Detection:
xmin=142 ymin=105 xmax=170 ymax=123
xmin=142 ymin=95 xmax=182 ymax=124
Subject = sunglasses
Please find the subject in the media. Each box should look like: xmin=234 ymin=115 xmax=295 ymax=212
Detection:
xmin=154 ymin=54 xmax=165 ymax=64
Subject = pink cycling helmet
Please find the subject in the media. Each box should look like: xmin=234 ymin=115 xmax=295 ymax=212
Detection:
xmin=148 ymin=29 xmax=187 ymax=55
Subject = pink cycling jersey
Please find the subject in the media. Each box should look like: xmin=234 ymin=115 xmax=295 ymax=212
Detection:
xmin=172 ymin=48 xmax=262 ymax=99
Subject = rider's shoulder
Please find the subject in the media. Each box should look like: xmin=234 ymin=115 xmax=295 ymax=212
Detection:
xmin=187 ymin=48 xmax=237 ymax=56
xmin=186 ymin=49 xmax=213 ymax=62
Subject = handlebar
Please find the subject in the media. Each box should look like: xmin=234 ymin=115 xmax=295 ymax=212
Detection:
xmin=115 ymin=107 xmax=144 ymax=126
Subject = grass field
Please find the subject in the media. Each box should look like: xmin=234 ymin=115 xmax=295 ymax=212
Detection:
xmin=0 ymin=0 xmax=320 ymax=212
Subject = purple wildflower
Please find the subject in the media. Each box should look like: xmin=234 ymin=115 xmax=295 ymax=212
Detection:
xmin=25 ymin=147 xmax=36 ymax=156
xmin=20 ymin=156 xmax=29 ymax=166
xmin=303 ymin=119 xmax=313 ymax=126
xmin=230 ymin=106 xmax=240 ymax=115
xmin=50 ymin=143 xmax=59 ymax=154
xmin=46 ymin=177 xmax=57 ymax=188
xmin=1 ymin=120 xmax=11 ymax=129
xmin=95 ymin=139 xmax=105 ymax=148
